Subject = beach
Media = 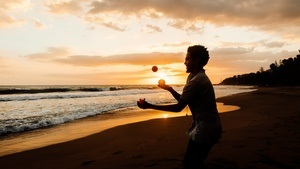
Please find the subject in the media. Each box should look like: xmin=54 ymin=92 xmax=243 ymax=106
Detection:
xmin=0 ymin=87 xmax=299 ymax=169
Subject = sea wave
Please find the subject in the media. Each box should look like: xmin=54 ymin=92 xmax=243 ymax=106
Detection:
xmin=0 ymin=106 xmax=138 ymax=135
xmin=0 ymin=85 xmax=255 ymax=135
xmin=0 ymin=85 xmax=159 ymax=95
xmin=0 ymin=85 xmax=164 ymax=102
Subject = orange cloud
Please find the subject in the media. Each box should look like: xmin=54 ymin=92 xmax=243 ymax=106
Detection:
xmin=53 ymin=52 xmax=185 ymax=66
xmin=46 ymin=0 xmax=299 ymax=38
xmin=220 ymin=40 xmax=287 ymax=49
xmin=167 ymin=19 xmax=204 ymax=34
xmin=45 ymin=0 xmax=82 ymax=15
xmin=31 ymin=18 xmax=46 ymax=29
xmin=0 ymin=0 xmax=32 ymax=28
xmin=0 ymin=10 xmax=26 ymax=28
xmin=25 ymin=47 xmax=185 ymax=66
xmin=209 ymin=48 xmax=297 ymax=72
xmin=0 ymin=0 xmax=32 ymax=10
xmin=25 ymin=47 xmax=71 ymax=61
xmin=84 ymin=15 xmax=127 ymax=31
xmin=22 ymin=45 xmax=298 ymax=85
xmin=0 ymin=56 xmax=4 ymax=65
xmin=156 ymin=41 xmax=193 ymax=48
xmin=25 ymin=46 xmax=298 ymax=73
xmin=142 ymin=24 xmax=162 ymax=34
xmin=43 ymin=64 xmax=187 ymax=85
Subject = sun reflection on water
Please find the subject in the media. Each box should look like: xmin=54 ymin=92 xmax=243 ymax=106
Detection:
xmin=162 ymin=114 xmax=169 ymax=118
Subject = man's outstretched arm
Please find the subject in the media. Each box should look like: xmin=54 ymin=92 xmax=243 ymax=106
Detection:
xmin=137 ymin=99 xmax=187 ymax=112
xmin=158 ymin=84 xmax=181 ymax=101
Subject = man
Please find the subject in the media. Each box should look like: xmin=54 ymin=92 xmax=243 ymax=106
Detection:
xmin=137 ymin=45 xmax=222 ymax=168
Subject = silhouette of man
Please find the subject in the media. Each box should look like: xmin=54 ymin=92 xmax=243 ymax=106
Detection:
xmin=137 ymin=45 xmax=222 ymax=169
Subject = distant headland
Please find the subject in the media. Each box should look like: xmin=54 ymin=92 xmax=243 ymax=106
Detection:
xmin=220 ymin=51 xmax=300 ymax=86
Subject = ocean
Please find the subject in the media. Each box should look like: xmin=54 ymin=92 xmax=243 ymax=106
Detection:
xmin=0 ymin=85 xmax=255 ymax=135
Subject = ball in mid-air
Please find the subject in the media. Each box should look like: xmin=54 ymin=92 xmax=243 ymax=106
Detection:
xmin=152 ymin=66 xmax=158 ymax=72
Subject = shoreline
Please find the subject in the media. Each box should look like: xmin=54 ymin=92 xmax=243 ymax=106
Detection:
xmin=0 ymin=87 xmax=299 ymax=169
xmin=0 ymin=102 xmax=239 ymax=157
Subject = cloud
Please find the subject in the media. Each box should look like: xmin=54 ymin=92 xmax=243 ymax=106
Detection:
xmin=0 ymin=0 xmax=32 ymax=11
xmin=211 ymin=47 xmax=253 ymax=56
xmin=168 ymin=19 xmax=204 ymax=34
xmin=31 ymin=18 xmax=46 ymax=29
xmin=46 ymin=69 xmax=152 ymax=85
xmin=88 ymin=0 xmax=147 ymax=15
xmin=25 ymin=45 xmax=298 ymax=73
xmin=149 ymin=41 xmax=192 ymax=49
xmin=54 ymin=52 xmax=185 ymax=66
xmin=0 ymin=10 xmax=26 ymax=28
xmin=142 ymin=24 xmax=162 ymax=34
xmin=101 ymin=21 xmax=126 ymax=31
xmin=25 ymin=48 xmax=185 ymax=67
xmin=220 ymin=40 xmax=288 ymax=49
xmin=261 ymin=41 xmax=287 ymax=48
xmin=0 ymin=0 xmax=33 ymax=28
xmin=84 ymin=15 xmax=127 ymax=31
xmin=25 ymin=47 xmax=71 ymax=61
xmin=86 ymin=0 xmax=206 ymax=33
xmin=47 ymin=0 xmax=299 ymax=38
xmin=164 ymin=42 xmax=193 ymax=48
xmin=0 ymin=11 xmax=20 ymax=28
xmin=0 ymin=56 xmax=4 ymax=65
xmin=45 ymin=0 xmax=82 ymax=15
xmin=209 ymin=47 xmax=298 ymax=72
xmin=45 ymin=0 xmax=129 ymax=31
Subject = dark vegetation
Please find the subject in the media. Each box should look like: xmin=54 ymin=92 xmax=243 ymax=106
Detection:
xmin=220 ymin=51 xmax=300 ymax=86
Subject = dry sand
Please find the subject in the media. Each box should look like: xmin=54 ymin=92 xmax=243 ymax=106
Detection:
xmin=0 ymin=87 xmax=299 ymax=169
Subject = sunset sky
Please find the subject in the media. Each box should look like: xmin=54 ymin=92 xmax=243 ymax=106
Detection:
xmin=0 ymin=0 xmax=299 ymax=85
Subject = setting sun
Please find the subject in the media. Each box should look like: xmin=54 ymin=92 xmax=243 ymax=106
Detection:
xmin=158 ymin=72 xmax=167 ymax=80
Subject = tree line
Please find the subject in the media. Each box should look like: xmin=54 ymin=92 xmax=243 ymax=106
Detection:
xmin=219 ymin=52 xmax=300 ymax=86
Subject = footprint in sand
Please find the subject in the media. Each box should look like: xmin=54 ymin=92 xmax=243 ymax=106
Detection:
xmin=112 ymin=150 xmax=124 ymax=155
xmin=81 ymin=160 xmax=96 ymax=166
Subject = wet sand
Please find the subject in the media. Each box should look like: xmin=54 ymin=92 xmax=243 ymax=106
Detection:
xmin=0 ymin=87 xmax=299 ymax=169
xmin=0 ymin=103 xmax=237 ymax=157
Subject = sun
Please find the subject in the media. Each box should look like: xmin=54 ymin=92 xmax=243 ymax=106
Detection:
xmin=143 ymin=67 xmax=185 ymax=85
xmin=158 ymin=72 xmax=167 ymax=80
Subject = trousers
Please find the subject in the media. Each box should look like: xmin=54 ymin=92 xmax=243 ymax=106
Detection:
xmin=182 ymin=139 xmax=215 ymax=169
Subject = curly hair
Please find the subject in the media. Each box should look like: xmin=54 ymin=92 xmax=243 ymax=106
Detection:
xmin=187 ymin=45 xmax=210 ymax=67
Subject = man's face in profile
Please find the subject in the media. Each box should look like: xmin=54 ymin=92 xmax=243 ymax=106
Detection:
xmin=185 ymin=52 xmax=198 ymax=73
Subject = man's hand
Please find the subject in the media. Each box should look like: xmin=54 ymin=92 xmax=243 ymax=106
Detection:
xmin=137 ymin=98 xmax=150 ymax=109
xmin=158 ymin=83 xmax=172 ymax=91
